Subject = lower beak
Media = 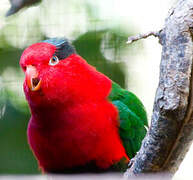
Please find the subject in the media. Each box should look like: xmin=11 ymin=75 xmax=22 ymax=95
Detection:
xmin=25 ymin=65 xmax=41 ymax=91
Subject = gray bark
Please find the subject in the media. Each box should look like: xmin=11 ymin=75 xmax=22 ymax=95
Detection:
xmin=125 ymin=0 xmax=193 ymax=177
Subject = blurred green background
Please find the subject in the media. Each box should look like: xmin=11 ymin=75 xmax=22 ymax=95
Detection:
xmin=0 ymin=0 xmax=143 ymax=174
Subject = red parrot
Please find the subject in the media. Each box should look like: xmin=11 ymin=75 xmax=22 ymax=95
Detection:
xmin=20 ymin=38 xmax=148 ymax=173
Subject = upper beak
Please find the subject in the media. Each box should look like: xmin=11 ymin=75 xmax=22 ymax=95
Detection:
xmin=25 ymin=65 xmax=41 ymax=91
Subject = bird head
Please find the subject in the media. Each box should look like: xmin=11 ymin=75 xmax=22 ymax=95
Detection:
xmin=20 ymin=38 xmax=111 ymax=108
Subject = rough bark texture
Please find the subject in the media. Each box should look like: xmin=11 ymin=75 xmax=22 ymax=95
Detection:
xmin=125 ymin=0 xmax=193 ymax=177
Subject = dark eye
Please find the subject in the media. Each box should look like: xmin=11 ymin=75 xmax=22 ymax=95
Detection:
xmin=49 ymin=56 xmax=59 ymax=66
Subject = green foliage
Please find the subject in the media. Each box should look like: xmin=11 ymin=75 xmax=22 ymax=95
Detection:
xmin=0 ymin=102 xmax=38 ymax=174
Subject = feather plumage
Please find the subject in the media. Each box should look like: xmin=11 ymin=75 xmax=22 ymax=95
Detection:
xmin=109 ymin=82 xmax=148 ymax=158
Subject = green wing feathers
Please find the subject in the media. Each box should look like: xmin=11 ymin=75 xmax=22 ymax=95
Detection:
xmin=108 ymin=82 xmax=148 ymax=159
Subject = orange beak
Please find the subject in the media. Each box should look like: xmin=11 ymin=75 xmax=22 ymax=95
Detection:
xmin=25 ymin=65 xmax=41 ymax=91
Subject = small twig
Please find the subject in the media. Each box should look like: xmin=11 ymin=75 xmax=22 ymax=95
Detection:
xmin=127 ymin=30 xmax=161 ymax=44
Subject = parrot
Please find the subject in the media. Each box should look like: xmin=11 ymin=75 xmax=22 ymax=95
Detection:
xmin=19 ymin=38 xmax=148 ymax=173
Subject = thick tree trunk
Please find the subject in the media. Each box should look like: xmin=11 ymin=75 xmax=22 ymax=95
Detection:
xmin=125 ymin=0 xmax=193 ymax=177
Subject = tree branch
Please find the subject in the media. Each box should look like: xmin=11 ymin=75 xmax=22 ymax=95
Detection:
xmin=127 ymin=31 xmax=160 ymax=44
xmin=125 ymin=0 xmax=193 ymax=177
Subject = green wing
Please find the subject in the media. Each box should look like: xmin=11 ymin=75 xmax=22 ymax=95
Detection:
xmin=108 ymin=82 xmax=148 ymax=159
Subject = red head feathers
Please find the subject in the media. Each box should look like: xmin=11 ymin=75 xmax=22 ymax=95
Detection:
xmin=20 ymin=38 xmax=112 ymax=108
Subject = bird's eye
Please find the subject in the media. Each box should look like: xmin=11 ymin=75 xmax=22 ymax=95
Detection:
xmin=49 ymin=56 xmax=59 ymax=66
